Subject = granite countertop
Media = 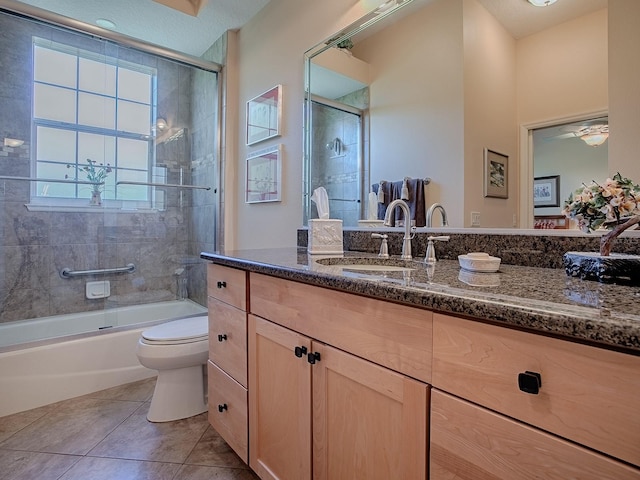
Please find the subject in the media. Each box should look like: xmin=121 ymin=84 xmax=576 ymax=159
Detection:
xmin=201 ymin=248 xmax=640 ymax=354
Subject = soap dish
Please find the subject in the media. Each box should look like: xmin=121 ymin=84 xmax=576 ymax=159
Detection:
xmin=458 ymin=252 xmax=501 ymax=273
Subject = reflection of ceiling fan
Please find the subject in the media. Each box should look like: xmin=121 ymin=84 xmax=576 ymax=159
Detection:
xmin=556 ymin=119 xmax=609 ymax=147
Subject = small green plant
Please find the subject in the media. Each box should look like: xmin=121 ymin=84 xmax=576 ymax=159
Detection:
xmin=66 ymin=159 xmax=112 ymax=192
xmin=337 ymin=38 xmax=354 ymax=50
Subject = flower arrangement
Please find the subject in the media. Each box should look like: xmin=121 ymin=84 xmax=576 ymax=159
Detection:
xmin=562 ymin=172 xmax=640 ymax=255
xmin=66 ymin=159 xmax=112 ymax=193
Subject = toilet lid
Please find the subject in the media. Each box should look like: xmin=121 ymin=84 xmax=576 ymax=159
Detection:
xmin=141 ymin=315 xmax=208 ymax=343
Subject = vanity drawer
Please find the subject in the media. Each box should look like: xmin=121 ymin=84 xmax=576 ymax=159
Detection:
xmin=432 ymin=313 xmax=640 ymax=467
xmin=431 ymin=390 xmax=639 ymax=480
xmin=249 ymin=272 xmax=432 ymax=383
xmin=207 ymin=360 xmax=248 ymax=463
xmin=208 ymin=297 xmax=247 ymax=387
xmin=207 ymin=264 xmax=247 ymax=310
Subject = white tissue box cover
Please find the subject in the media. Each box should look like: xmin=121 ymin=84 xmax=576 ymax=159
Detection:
xmin=308 ymin=219 xmax=344 ymax=255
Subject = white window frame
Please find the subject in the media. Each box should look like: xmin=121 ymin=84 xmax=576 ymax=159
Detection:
xmin=30 ymin=38 xmax=160 ymax=210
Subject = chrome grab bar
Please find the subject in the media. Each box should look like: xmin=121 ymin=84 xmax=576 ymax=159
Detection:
xmin=116 ymin=181 xmax=211 ymax=190
xmin=0 ymin=176 xmax=103 ymax=186
xmin=60 ymin=263 xmax=136 ymax=279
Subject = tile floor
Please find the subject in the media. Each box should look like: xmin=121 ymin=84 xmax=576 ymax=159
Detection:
xmin=0 ymin=378 xmax=259 ymax=480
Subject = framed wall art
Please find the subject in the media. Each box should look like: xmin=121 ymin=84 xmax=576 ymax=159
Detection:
xmin=246 ymin=84 xmax=282 ymax=146
xmin=245 ymin=145 xmax=282 ymax=203
xmin=533 ymin=175 xmax=560 ymax=207
xmin=483 ymin=148 xmax=508 ymax=199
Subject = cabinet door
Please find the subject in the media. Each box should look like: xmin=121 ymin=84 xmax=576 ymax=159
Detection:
xmin=248 ymin=315 xmax=312 ymax=480
xmin=431 ymin=389 xmax=640 ymax=480
xmin=313 ymin=343 xmax=429 ymax=480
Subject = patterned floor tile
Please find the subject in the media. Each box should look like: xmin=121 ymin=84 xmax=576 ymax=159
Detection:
xmin=88 ymin=403 xmax=209 ymax=463
xmin=58 ymin=456 xmax=181 ymax=480
xmin=0 ymin=398 xmax=140 ymax=455
xmin=0 ymin=449 xmax=80 ymax=480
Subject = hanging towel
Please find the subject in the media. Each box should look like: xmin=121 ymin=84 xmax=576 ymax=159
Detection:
xmin=371 ymin=178 xmax=427 ymax=227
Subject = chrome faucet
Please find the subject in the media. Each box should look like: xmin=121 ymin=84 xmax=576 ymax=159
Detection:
xmin=383 ymin=199 xmax=414 ymax=260
xmin=426 ymin=203 xmax=449 ymax=228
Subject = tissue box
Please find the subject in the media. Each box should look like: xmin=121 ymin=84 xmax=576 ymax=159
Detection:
xmin=308 ymin=219 xmax=344 ymax=255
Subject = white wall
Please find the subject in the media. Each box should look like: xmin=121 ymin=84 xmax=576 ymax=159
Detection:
xmin=463 ymin=0 xmax=517 ymax=228
xmin=517 ymin=9 xmax=608 ymax=125
xmin=231 ymin=0 xmax=374 ymax=250
xmin=609 ymin=0 xmax=640 ymax=181
xmin=356 ymin=0 xmax=465 ymax=226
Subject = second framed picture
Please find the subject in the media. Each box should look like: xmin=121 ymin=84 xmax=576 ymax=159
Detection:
xmin=483 ymin=148 xmax=508 ymax=198
xmin=245 ymin=145 xmax=282 ymax=203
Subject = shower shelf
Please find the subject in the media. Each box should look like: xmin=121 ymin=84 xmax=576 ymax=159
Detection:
xmin=60 ymin=263 xmax=136 ymax=279
xmin=116 ymin=181 xmax=211 ymax=190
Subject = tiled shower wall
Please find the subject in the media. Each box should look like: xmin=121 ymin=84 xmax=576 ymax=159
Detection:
xmin=0 ymin=12 xmax=218 ymax=323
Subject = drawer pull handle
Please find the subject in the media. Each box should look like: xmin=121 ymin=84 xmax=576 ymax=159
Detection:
xmin=218 ymin=403 xmax=228 ymax=413
xmin=218 ymin=334 xmax=227 ymax=342
xmin=307 ymin=352 xmax=321 ymax=364
xmin=217 ymin=281 xmax=227 ymax=289
xmin=518 ymin=371 xmax=542 ymax=395
xmin=294 ymin=346 xmax=307 ymax=358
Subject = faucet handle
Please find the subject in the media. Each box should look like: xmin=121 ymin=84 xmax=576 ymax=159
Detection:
xmin=424 ymin=235 xmax=450 ymax=264
xmin=372 ymin=233 xmax=389 ymax=258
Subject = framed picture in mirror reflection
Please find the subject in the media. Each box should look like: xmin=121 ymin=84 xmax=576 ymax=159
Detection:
xmin=246 ymin=85 xmax=282 ymax=145
xmin=484 ymin=148 xmax=508 ymax=199
xmin=533 ymin=175 xmax=560 ymax=207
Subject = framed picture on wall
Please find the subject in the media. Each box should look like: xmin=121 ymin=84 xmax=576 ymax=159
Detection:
xmin=483 ymin=148 xmax=508 ymax=198
xmin=533 ymin=175 xmax=560 ymax=207
xmin=246 ymin=85 xmax=282 ymax=145
xmin=245 ymin=145 xmax=282 ymax=203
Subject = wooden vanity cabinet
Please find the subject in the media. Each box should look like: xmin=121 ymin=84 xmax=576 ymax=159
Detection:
xmin=431 ymin=313 xmax=640 ymax=478
xmin=206 ymin=264 xmax=249 ymax=462
xmin=248 ymin=273 xmax=431 ymax=480
xmin=431 ymin=390 xmax=640 ymax=480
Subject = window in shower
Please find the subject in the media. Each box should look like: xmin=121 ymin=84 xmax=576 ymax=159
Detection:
xmin=31 ymin=38 xmax=157 ymax=208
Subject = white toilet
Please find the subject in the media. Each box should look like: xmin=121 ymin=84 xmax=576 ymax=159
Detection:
xmin=136 ymin=315 xmax=209 ymax=422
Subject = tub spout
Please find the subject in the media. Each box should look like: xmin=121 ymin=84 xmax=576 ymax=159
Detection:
xmin=383 ymin=199 xmax=414 ymax=260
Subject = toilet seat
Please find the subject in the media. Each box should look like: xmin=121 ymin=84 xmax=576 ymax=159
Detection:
xmin=141 ymin=315 xmax=208 ymax=345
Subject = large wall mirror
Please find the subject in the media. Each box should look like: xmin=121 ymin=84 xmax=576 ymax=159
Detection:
xmin=303 ymin=0 xmax=609 ymax=229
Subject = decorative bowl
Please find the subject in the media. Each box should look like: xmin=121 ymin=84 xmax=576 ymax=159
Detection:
xmin=458 ymin=252 xmax=501 ymax=273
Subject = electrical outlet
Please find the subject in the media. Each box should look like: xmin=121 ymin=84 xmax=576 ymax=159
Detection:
xmin=471 ymin=212 xmax=481 ymax=227
xmin=512 ymin=213 xmax=517 ymax=227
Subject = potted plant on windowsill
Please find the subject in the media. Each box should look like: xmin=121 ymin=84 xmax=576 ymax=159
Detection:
xmin=66 ymin=159 xmax=112 ymax=206
xmin=562 ymin=172 xmax=640 ymax=283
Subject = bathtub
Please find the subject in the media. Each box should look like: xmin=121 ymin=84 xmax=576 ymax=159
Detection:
xmin=0 ymin=300 xmax=207 ymax=417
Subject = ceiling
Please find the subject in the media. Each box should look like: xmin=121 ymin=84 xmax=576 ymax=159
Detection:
xmin=8 ymin=0 xmax=608 ymax=57
xmin=8 ymin=0 xmax=270 ymax=57
xmin=477 ymin=0 xmax=607 ymax=39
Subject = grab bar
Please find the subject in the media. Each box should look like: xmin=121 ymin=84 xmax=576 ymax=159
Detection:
xmin=60 ymin=263 xmax=136 ymax=279
xmin=116 ymin=181 xmax=211 ymax=190
xmin=0 ymin=176 xmax=103 ymax=186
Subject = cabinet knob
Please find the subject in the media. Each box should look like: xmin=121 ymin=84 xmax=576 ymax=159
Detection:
xmin=307 ymin=352 xmax=321 ymax=364
xmin=294 ymin=346 xmax=307 ymax=358
xmin=218 ymin=403 xmax=228 ymax=413
xmin=217 ymin=281 xmax=227 ymax=289
xmin=518 ymin=371 xmax=542 ymax=395
xmin=217 ymin=334 xmax=227 ymax=342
